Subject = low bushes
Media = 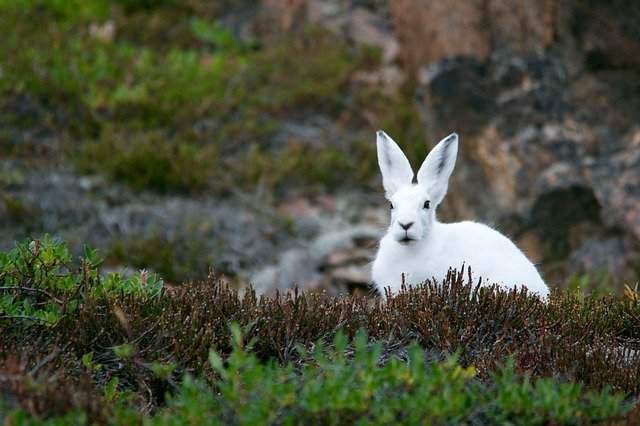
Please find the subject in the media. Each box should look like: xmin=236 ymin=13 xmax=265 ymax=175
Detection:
xmin=0 ymin=0 xmax=426 ymax=196
xmin=1 ymin=237 xmax=640 ymax=424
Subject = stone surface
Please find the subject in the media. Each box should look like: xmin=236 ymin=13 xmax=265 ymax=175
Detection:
xmin=568 ymin=237 xmax=640 ymax=283
xmin=250 ymin=225 xmax=381 ymax=295
xmin=0 ymin=163 xmax=297 ymax=283
xmin=389 ymin=0 xmax=491 ymax=72
xmin=391 ymin=0 xmax=640 ymax=76
xmin=415 ymin=52 xmax=640 ymax=281
xmin=261 ymin=0 xmax=400 ymax=64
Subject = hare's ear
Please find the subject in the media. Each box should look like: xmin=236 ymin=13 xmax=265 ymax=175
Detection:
xmin=376 ymin=130 xmax=413 ymax=198
xmin=416 ymin=133 xmax=458 ymax=205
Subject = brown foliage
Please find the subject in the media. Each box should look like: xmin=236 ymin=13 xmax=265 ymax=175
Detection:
xmin=0 ymin=356 xmax=107 ymax=422
xmin=2 ymin=267 xmax=640 ymax=418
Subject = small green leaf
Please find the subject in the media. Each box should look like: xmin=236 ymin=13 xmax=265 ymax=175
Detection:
xmin=151 ymin=362 xmax=176 ymax=380
xmin=104 ymin=377 xmax=119 ymax=401
xmin=208 ymin=350 xmax=225 ymax=373
xmin=113 ymin=343 xmax=134 ymax=359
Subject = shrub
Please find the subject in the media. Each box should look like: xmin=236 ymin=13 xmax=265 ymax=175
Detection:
xmin=0 ymin=236 xmax=162 ymax=327
xmin=1 ymin=327 xmax=631 ymax=425
xmin=2 ymin=237 xmax=640 ymax=423
xmin=0 ymin=0 xmax=423 ymax=196
xmin=77 ymin=128 xmax=215 ymax=192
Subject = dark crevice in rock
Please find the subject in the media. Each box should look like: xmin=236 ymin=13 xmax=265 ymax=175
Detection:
xmin=529 ymin=185 xmax=601 ymax=260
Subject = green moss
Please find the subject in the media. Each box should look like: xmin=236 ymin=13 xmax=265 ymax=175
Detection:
xmin=353 ymin=82 xmax=430 ymax=168
xmin=0 ymin=0 xmax=111 ymax=22
xmin=1 ymin=193 xmax=38 ymax=226
xmin=565 ymin=272 xmax=619 ymax=297
xmin=248 ymin=29 xmax=363 ymax=112
xmin=234 ymin=140 xmax=378 ymax=195
xmin=105 ymin=233 xmax=212 ymax=283
xmin=76 ymin=128 xmax=215 ymax=192
xmin=107 ymin=235 xmax=177 ymax=281
xmin=0 ymin=0 xmax=424 ymax=195
xmin=0 ymin=167 xmax=25 ymax=187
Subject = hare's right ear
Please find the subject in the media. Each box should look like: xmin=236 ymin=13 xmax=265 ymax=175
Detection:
xmin=376 ymin=130 xmax=413 ymax=198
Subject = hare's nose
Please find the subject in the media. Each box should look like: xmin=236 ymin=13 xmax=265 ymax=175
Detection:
xmin=399 ymin=221 xmax=414 ymax=230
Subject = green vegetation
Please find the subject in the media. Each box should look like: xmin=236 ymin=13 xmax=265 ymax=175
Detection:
xmin=0 ymin=236 xmax=162 ymax=326
xmin=1 ymin=192 xmax=38 ymax=226
xmin=1 ymin=237 xmax=640 ymax=424
xmin=3 ymin=329 xmax=628 ymax=425
xmin=0 ymin=0 xmax=425 ymax=195
xmin=105 ymin=233 xmax=213 ymax=283
xmin=79 ymin=128 xmax=215 ymax=192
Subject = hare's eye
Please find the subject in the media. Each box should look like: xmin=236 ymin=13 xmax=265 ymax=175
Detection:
xmin=423 ymin=200 xmax=430 ymax=209
xmin=389 ymin=202 xmax=394 ymax=210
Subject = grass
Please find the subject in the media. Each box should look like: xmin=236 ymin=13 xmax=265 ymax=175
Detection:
xmin=1 ymin=193 xmax=38 ymax=227
xmin=3 ymin=329 xmax=629 ymax=425
xmin=77 ymin=128 xmax=216 ymax=193
xmin=0 ymin=0 xmax=427 ymax=196
xmin=1 ymin=236 xmax=640 ymax=424
xmin=105 ymin=233 xmax=214 ymax=284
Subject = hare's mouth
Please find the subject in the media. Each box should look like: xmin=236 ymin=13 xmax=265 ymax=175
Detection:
xmin=398 ymin=236 xmax=416 ymax=244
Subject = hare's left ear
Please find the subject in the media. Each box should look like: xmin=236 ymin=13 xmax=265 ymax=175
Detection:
xmin=416 ymin=133 xmax=458 ymax=206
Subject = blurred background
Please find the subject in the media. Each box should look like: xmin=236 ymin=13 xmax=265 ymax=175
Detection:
xmin=1 ymin=0 xmax=639 ymax=295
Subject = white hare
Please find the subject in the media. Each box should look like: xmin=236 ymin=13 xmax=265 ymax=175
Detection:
xmin=371 ymin=131 xmax=549 ymax=298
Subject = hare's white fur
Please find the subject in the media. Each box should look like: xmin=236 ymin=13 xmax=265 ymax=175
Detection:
xmin=371 ymin=131 xmax=549 ymax=298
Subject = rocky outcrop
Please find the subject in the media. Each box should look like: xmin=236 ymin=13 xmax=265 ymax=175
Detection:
xmin=260 ymin=0 xmax=405 ymax=93
xmin=1 ymin=159 xmax=387 ymax=293
xmin=415 ymin=53 xmax=640 ymax=281
xmin=253 ymin=0 xmax=640 ymax=287
xmin=249 ymin=193 xmax=386 ymax=295
xmin=0 ymin=163 xmax=297 ymax=283
xmin=390 ymin=0 xmax=640 ymax=76
xmin=250 ymin=225 xmax=381 ymax=295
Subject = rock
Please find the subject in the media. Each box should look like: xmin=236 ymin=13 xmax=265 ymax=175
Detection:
xmin=390 ymin=0 xmax=491 ymax=72
xmin=278 ymin=197 xmax=323 ymax=218
xmin=352 ymin=65 xmax=405 ymax=95
xmin=260 ymin=0 xmax=308 ymax=32
xmin=268 ymin=114 xmax=376 ymax=160
xmin=415 ymin=53 xmax=640 ymax=281
xmin=89 ymin=21 xmax=115 ymax=43
xmin=249 ymin=224 xmax=381 ymax=295
xmin=568 ymin=237 xmax=640 ymax=283
xmin=311 ymin=225 xmax=379 ymax=258
xmin=516 ymin=231 xmax=543 ymax=265
xmin=389 ymin=0 xmax=559 ymax=74
xmin=250 ymin=248 xmax=325 ymax=294
xmin=589 ymin=133 xmax=640 ymax=241
xmin=330 ymin=265 xmax=370 ymax=285
xmin=272 ymin=115 xmax=337 ymax=150
xmin=0 ymin=165 xmax=297 ymax=282
xmin=345 ymin=7 xmax=399 ymax=63
xmin=261 ymin=1 xmax=400 ymax=64
xmin=327 ymin=248 xmax=371 ymax=266
xmin=391 ymin=0 xmax=640 ymax=76
xmin=573 ymin=0 xmax=640 ymax=71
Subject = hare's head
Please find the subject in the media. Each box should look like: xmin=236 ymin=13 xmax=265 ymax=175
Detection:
xmin=376 ymin=130 xmax=458 ymax=245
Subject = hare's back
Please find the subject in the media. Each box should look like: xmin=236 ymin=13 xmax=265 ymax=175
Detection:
xmin=444 ymin=221 xmax=521 ymax=252
xmin=440 ymin=221 xmax=547 ymax=295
